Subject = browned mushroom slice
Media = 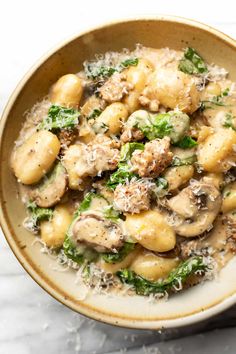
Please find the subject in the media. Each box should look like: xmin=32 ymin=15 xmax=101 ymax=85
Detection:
xmin=29 ymin=162 xmax=67 ymax=208
xmin=72 ymin=213 xmax=124 ymax=253
xmin=166 ymin=180 xmax=222 ymax=237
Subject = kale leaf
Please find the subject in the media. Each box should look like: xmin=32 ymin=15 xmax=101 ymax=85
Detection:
xmin=38 ymin=105 xmax=80 ymax=131
xmin=223 ymin=112 xmax=236 ymax=131
xmin=26 ymin=201 xmax=53 ymax=230
xmin=171 ymin=155 xmax=197 ymax=167
xmin=119 ymin=142 xmax=145 ymax=163
xmin=103 ymin=205 xmax=121 ymax=221
xmin=63 ymin=235 xmax=84 ymax=264
xmin=143 ymin=113 xmax=174 ymax=140
xmin=106 ymin=166 xmax=137 ymax=190
xmin=85 ymin=57 xmax=139 ymax=80
xmin=107 ymin=143 xmax=144 ymax=189
xmin=131 ymin=111 xmax=190 ymax=144
xmin=116 ymin=256 xmax=209 ymax=296
xmin=178 ymin=47 xmax=208 ymax=75
xmin=119 ymin=58 xmax=139 ymax=69
xmin=154 ymin=177 xmax=169 ymax=197
xmin=200 ymin=88 xmax=230 ymax=111
xmin=87 ymin=108 xmax=102 ymax=120
xmin=174 ymin=136 xmax=198 ymax=149
xmin=63 ymin=192 xmax=120 ymax=264
xmin=102 ymin=242 xmax=135 ymax=263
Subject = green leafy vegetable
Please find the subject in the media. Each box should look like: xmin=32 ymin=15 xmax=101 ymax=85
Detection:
xmin=63 ymin=192 xmax=101 ymax=263
xmin=63 ymin=192 xmax=119 ymax=264
xmin=106 ymin=167 xmax=136 ymax=190
xmin=119 ymin=58 xmax=139 ymax=69
xmin=131 ymin=111 xmax=190 ymax=143
xmin=63 ymin=235 xmax=84 ymax=264
xmin=107 ymin=143 xmax=144 ymax=189
xmin=36 ymin=162 xmax=65 ymax=193
xmin=222 ymin=88 xmax=230 ymax=96
xmin=145 ymin=113 xmax=173 ymax=140
xmin=102 ymin=242 xmax=135 ymax=263
xmin=119 ymin=142 xmax=144 ymax=163
xmin=38 ymin=105 xmax=80 ymax=131
xmin=178 ymin=47 xmax=208 ymax=75
xmin=87 ymin=108 xmax=102 ymax=120
xmin=103 ymin=205 xmax=121 ymax=221
xmin=77 ymin=192 xmax=98 ymax=214
xmin=116 ymin=256 xmax=209 ymax=296
xmin=85 ymin=65 xmax=117 ymax=80
xmin=223 ymin=112 xmax=236 ymax=131
xmin=174 ymin=136 xmax=198 ymax=149
xmin=171 ymin=155 xmax=197 ymax=167
xmin=85 ymin=57 xmax=139 ymax=80
xmin=154 ymin=177 xmax=169 ymax=197
xmin=27 ymin=201 xmax=53 ymax=229
xmin=200 ymin=88 xmax=230 ymax=111
xmin=93 ymin=121 xmax=109 ymax=134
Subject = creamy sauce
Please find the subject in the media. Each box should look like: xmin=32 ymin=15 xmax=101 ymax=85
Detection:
xmin=11 ymin=45 xmax=236 ymax=297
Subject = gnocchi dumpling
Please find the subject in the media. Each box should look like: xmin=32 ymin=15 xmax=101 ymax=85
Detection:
xmin=197 ymin=128 xmax=236 ymax=172
xmin=98 ymin=246 xmax=141 ymax=274
xmin=222 ymin=182 xmax=236 ymax=213
xmin=62 ymin=144 xmax=87 ymax=190
xmin=124 ymin=210 xmax=176 ymax=252
xmin=124 ymin=58 xmax=154 ymax=113
xmin=11 ymin=130 xmax=60 ymax=185
xmin=40 ymin=204 xmax=73 ymax=248
xmin=140 ymin=67 xmax=200 ymax=113
xmin=164 ymin=165 xmax=194 ymax=191
xmin=130 ymin=251 xmax=179 ymax=281
xmin=94 ymin=102 xmax=128 ymax=135
xmin=50 ymin=74 xmax=83 ymax=108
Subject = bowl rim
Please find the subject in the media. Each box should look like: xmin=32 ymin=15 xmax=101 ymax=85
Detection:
xmin=1 ymin=14 xmax=236 ymax=330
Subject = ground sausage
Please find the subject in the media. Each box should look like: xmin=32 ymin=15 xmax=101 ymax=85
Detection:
xmin=131 ymin=137 xmax=173 ymax=178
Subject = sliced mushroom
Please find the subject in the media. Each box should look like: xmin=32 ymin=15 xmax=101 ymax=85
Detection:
xmin=168 ymin=187 xmax=199 ymax=219
xmin=29 ymin=163 xmax=67 ymax=208
xmin=166 ymin=180 xmax=222 ymax=237
xmin=72 ymin=213 xmax=124 ymax=253
xmin=180 ymin=212 xmax=236 ymax=267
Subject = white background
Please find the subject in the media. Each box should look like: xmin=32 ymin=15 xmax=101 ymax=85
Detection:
xmin=1 ymin=0 xmax=236 ymax=353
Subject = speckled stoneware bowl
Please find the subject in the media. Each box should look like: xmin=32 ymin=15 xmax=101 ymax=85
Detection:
xmin=2 ymin=16 xmax=236 ymax=329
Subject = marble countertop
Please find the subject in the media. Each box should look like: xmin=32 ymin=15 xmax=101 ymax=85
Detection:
xmin=1 ymin=1 xmax=236 ymax=353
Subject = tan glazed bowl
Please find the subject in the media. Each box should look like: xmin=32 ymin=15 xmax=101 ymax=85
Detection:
xmin=2 ymin=16 xmax=236 ymax=329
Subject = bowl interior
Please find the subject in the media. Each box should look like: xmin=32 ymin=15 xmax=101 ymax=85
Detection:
xmin=1 ymin=17 xmax=236 ymax=329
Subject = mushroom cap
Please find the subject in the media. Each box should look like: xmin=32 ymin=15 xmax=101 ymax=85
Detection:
xmin=72 ymin=212 xmax=124 ymax=253
xmin=167 ymin=180 xmax=222 ymax=238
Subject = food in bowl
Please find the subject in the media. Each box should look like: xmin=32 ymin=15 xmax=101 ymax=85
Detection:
xmin=10 ymin=45 xmax=236 ymax=299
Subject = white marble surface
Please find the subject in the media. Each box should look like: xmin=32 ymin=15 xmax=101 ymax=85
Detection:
xmin=2 ymin=1 xmax=236 ymax=353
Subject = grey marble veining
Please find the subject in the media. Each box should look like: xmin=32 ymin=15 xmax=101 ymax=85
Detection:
xmin=2 ymin=1 xmax=236 ymax=353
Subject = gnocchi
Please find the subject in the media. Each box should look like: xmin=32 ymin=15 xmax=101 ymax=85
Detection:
xmin=140 ymin=67 xmax=200 ymax=113
xmin=11 ymin=130 xmax=60 ymax=184
xmin=222 ymin=182 xmax=236 ymax=213
xmin=94 ymin=102 xmax=128 ymax=135
xmin=11 ymin=45 xmax=236 ymax=299
xmin=41 ymin=204 xmax=73 ymax=248
xmin=130 ymin=251 xmax=179 ymax=281
xmin=164 ymin=165 xmax=194 ymax=191
xmin=124 ymin=210 xmax=176 ymax=252
xmin=50 ymin=74 xmax=83 ymax=108
xmin=197 ymin=128 xmax=236 ymax=172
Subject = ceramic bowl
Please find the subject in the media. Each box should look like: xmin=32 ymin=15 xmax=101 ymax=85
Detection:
xmin=1 ymin=16 xmax=236 ymax=329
